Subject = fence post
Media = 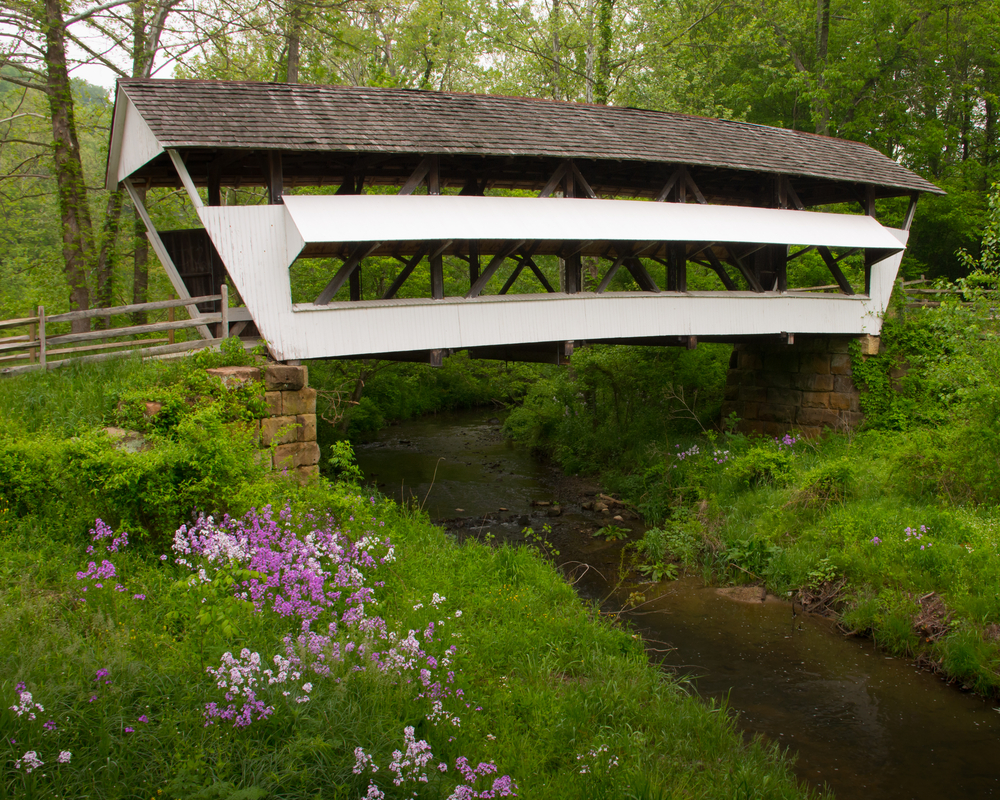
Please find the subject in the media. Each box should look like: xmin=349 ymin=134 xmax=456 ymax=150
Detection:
xmin=168 ymin=306 xmax=175 ymax=344
xmin=38 ymin=306 xmax=46 ymax=368
xmin=220 ymin=284 xmax=229 ymax=339
xmin=28 ymin=321 xmax=37 ymax=364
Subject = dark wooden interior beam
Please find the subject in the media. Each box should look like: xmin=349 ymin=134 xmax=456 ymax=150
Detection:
xmin=397 ymin=156 xmax=433 ymax=195
xmin=569 ymin=161 xmax=597 ymax=198
xmin=702 ymin=248 xmax=739 ymax=290
xmin=466 ymin=240 xmax=526 ymax=297
xmin=902 ymin=192 xmax=919 ymax=231
xmin=597 ymin=245 xmax=634 ymax=293
xmin=725 ymin=246 xmax=764 ymax=292
xmin=655 ymin=169 xmax=681 ymax=202
xmin=624 ymin=257 xmax=661 ymax=292
xmin=538 ymin=161 xmax=571 ymax=197
xmin=315 ymin=241 xmax=381 ymax=304
xmin=523 ymin=254 xmax=556 ymax=292
xmin=267 ymin=152 xmax=283 ymax=204
xmin=818 ymin=247 xmax=855 ymax=295
xmin=383 ymin=243 xmax=430 ymax=299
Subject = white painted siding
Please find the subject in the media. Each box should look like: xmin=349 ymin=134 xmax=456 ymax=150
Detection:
xmin=281 ymin=195 xmax=905 ymax=251
xmin=115 ymin=96 xmax=164 ymax=185
xmin=197 ymin=196 xmax=907 ymax=362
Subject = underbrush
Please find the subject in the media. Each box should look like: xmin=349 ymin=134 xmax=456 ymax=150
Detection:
xmin=620 ymin=428 xmax=1000 ymax=696
xmin=0 ymin=355 xmax=814 ymax=799
xmin=0 ymin=486 xmax=815 ymax=799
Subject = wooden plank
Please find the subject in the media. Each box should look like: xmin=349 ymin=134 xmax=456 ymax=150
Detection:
xmin=315 ymin=242 xmax=381 ymax=304
xmin=123 ymin=178 xmax=213 ymax=339
xmin=0 ymin=315 xmax=39 ymax=331
xmin=466 ymin=240 xmax=525 ymax=297
xmin=703 ymin=249 xmax=739 ymax=291
xmin=2 ymin=337 xmax=225 ymax=376
xmin=45 ymin=295 xmax=221 ymax=323
xmin=623 ymin=257 xmax=661 ymax=293
xmin=597 ymin=248 xmax=632 ymax=293
xmin=167 ymin=149 xmax=205 ymax=210
xmin=0 ymin=314 xmax=223 ymax=354
xmin=538 ymin=161 xmax=570 ymax=198
xmin=0 ymin=338 xmax=170 ymax=364
xmin=38 ymin=306 xmax=45 ymax=367
xmin=818 ymin=246 xmax=855 ymax=295
xmin=725 ymin=246 xmax=764 ymax=293
xmin=787 ymin=245 xmax=816 ymax=262
xmin=383 ymin=244 xmax=430 ymax=299
xmin=655 ymin=169 xmax=681 ymax=202
xmin=469 ymin=240 xmax=480 ymax=285
xmin=398 ymin=156 xmax=432 ymax=195
xmin=902 ymin=192 xmax=919 ymax=231
xmin=569 ymin=161 xmax=598 ymax=199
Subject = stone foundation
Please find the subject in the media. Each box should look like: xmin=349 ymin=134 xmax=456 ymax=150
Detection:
xmin=208 ymin=363 xmax=320 ymax=483
xmin=721 ymin=335 xmax=877 ymax=438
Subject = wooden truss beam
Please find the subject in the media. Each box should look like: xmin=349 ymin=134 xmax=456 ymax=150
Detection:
xmin=466 ymin=240 xmax=526 ymax=297
xmin=725 ymin=246 xmax=764 ymax=293
xmin=701 ymin=247 xmax=739 ymax=291
xmin=785 ymin=178 xmax=854 ymax=295
xmin=597 ymin=245 xmax=634 ymax=293
xmin=315 ymin=242 xmax=381 ymax=304
xmin=383 ymin=244 xmax=431 ymax=299
xmin=122 ymin=178 xmax=213 ymax=339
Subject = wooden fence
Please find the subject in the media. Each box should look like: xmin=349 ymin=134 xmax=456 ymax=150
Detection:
xmin=0 ymin=286 xmax=251 ymax=376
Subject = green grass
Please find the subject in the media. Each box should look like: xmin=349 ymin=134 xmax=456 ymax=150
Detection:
xmin=0 ymin=357 xmax=816 ymax=799
xmin=0 ymin=487 xmax=816 ymax=799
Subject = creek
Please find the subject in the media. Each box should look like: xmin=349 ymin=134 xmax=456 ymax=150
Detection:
xmin=355 ymin=410 xmax=1000 ymax=799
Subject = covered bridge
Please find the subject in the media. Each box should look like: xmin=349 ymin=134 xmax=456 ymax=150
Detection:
xmin=105 ymin=80 xmax=941 ymax=365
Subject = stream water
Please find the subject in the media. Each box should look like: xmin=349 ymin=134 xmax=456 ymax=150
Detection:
xmin=355 ymin=410 xmax=1000 ymax=799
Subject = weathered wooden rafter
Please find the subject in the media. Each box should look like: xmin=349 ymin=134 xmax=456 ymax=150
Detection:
xmin=466 ymin=240 xmax=526 ymax=298
xmin=316 ymin=242 xmax=381 ymax=304
xmin=724 ymin=246 xmax=765 ymax=293
xmin=383 ymin=243 xmax=431 ymax=299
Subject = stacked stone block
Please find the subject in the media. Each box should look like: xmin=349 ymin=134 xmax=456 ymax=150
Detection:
xmin=207 ymin=363 xmax=320 ymax=483
xmin=721 ymin=335 xmax=875 ymax=439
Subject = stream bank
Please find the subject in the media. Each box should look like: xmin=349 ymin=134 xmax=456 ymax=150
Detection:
xmin=356 ymin=410 xmax=1000 ymax=799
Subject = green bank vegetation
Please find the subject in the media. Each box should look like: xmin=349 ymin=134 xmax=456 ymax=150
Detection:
xmin=0 ymin=350 xmax=815 ymax=798
xmin=505 ymin=198 xmax=1000 ymax=695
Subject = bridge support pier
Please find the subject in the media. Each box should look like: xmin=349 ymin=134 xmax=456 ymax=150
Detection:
xmin=722 ymin=335 xmax=878 ymax=438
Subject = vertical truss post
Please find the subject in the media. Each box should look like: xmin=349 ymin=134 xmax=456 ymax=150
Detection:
xmin=469 ymin=240 xmax=480 ymax=286
xmin=267 ymin=152 xmax=284 ymax=205
xmin=667 ymin=243 xmax=686 ymax=291
xmin=350 ymin=267 xmax=362 ymax=301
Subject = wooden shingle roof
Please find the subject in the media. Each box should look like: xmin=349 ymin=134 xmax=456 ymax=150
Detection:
xmin=116 ymin=79 xmax=942 ymax=196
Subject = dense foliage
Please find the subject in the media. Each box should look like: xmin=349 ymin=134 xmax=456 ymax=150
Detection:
xmin=0 ymin=355 xmax=815 ymax=799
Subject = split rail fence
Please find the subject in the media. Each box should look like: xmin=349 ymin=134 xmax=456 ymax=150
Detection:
xmin=0 ymin=287 xmax=247 ymax=376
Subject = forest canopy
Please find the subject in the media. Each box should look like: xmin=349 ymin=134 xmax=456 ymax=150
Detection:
xmin=2 ymin=0 xmax=998 ymax=320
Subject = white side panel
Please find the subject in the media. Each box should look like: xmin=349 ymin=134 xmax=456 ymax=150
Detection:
xmin=868 ymin=229 xmax=909 ymax=315
xmin=281 ymin=195 xmax=904 ymax=251
xmin=116 ymin=96 xmax=164 ymax=184
xmin=195 ymin=200 xmax=905 ymax=362
xmin=198 ymin=205 xmax=304 ymax=356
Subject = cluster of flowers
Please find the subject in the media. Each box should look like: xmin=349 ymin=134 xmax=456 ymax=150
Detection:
xmin=176 ymin=503 xmax=515 ymax=796
xmin=712 ymin=448 xmax=731 ymax=465
xmin=10 ymin=683 xmax=73 ymax=774
xmin=13 ymin=750 xmax=72 ymax=773
xmin=74 ymin=520 xmax=146 ymax=601
xmin=774 ymin=433 xmax=800 ymax=450
xmin=354 ymin=727 xmax=516 ymax=800
xmin=173 ymin=505 xmax=393 ymax=626
xmin=575 ymin=743 xmax=619 ymax=775
xmin=905 ymin=525 xmax=933 ymax=551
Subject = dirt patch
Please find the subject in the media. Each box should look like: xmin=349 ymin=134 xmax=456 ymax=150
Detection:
xmin=716 ymin=585 xmax=767 ymax=603
xmin=914 ymin=592 xmax=952 ymax=644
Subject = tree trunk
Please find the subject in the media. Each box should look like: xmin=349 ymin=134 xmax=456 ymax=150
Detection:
xmin=594 ymin=0 xmax=614 ymax=105
xmin=44 ymin=0 xmax=93 ymax=332
xmin=552 ymin=0 xmax=562 ymax=100
xmin=95 ymin=190 xmax=124 ymax=327
xmin=131 ymin=183 xmax=149 ymax=324
xmin=814 ymin=0 xmax=831 ymax=135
